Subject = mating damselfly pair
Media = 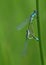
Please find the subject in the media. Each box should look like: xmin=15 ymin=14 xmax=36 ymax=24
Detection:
xmin=16 ymin=10 xmax=39 ymax=41
xmin=16 ymin=10 xmax=39 ymax=55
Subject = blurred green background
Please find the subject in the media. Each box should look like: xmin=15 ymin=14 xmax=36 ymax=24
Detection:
xmin=0 ymin=0 xmax=46 ymax=65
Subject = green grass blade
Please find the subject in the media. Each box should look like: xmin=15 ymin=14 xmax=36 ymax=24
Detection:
xmin=36 ymin=0 xmax=44 ymax=65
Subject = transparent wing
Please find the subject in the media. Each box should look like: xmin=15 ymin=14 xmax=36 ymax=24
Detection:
xmin=22 ymin=39 xmax=28 ymax=56
xmin=16 ymin=17 xmax=29 ymax=30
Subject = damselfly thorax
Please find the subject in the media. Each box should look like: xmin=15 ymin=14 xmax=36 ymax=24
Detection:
xmin=26 ymin=29 xmax=33 ymax=39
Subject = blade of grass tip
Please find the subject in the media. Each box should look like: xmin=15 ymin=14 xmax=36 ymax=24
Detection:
xmin=36 ymin=0 xmax=44 ymax=65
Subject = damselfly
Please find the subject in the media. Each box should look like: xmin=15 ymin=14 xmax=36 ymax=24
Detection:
xmin=16 ymin=10 xmax=39 ymax=56
xmin=16 ymin=10 xmax=37 ymax=30
xmin=22 ymin=28 xmax=39 ymax=56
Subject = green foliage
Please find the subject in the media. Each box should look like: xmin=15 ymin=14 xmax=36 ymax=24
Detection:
xmin=0 ymin=0 xmax=46 ymax=65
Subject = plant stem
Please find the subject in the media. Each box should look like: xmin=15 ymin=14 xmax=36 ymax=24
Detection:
xmin=36 ymin=0 xmax=44 ymax=65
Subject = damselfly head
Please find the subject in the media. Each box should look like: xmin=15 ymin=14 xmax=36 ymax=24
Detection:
xmin=34 ymin=10 xmax=37 ymax=13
